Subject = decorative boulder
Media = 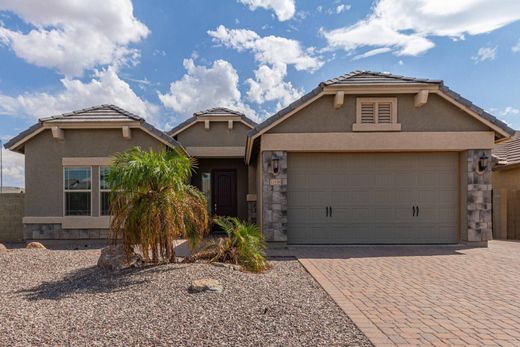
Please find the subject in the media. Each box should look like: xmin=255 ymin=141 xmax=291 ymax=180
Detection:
xmin=188 ymin=278 xmax=223 ymax=293
xmin=26 ymin=242 xmax=46 ymax=249
xmin=97 ymin=244 xmax=143 ymax=271
xmin=0 ymin=243 xmax=7 ymax=253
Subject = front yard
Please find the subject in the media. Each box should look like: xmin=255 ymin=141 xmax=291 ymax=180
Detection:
xmin=0 ymin=249 xmax=371 ymax=346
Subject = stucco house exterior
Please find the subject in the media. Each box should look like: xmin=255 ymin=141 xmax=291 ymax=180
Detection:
xmin=5 ymin=71 xmax=515 ymax=246
xmin=492 ymin=132 xmax=520 ymax=239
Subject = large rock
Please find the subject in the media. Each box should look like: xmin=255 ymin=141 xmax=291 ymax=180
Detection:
xmin=26 ymin=242 xmax=46 ymax=249
xmin=97 ymin=244 xmax=143 ymax=271
xmin=0 ymin=243 xmax=7 ymax=253
xmin=188 ymin=278 xmax=223 ymax=293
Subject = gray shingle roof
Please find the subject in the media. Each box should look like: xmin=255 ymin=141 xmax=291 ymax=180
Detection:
xmin=168 ymin=107 xmax=257 ymax=135
xmin=4 ymin=104 xmax=179 ymax=151
xmin=493 ymin=132 xmax=520 ymax=167
xmin=248 ymin=71 xmax=515 ymax=138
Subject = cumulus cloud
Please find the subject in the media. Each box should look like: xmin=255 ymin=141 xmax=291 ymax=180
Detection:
xmin=158 ymin=58 xmax=258 ymax=121
xmin=208 ymin=25 xmax=323 ymax=71
xmin=353 ymin=47 xmax=392 ymax=60
xmin=0 ymin=67 xmax=159 ymax=123
xmin=513 ymin=40 xmax=520 ymax=53
xmin=238 ymin=0 xmax=295 ymax=21
xmin=0 ymin=0 xmax=149 ymax=76
xmin=246 ymin=64 xmax=302 ymax=110
xmin=0 ymin=135 xmax=24 ymax=187
xmin=322 ymin=0 xmax=520 ymax=57
xmin=335 ymin=4 xmax=351 ymax=14
xmin=208 ymin=25 xmax=321 ymax=110
xmin=471 ymin=46 xmax=497 ymax=63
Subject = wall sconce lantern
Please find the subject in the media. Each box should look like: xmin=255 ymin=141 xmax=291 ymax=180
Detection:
xmin=478 ymin=153 xmax=489 ymax=172
xmin=271 ymin=157 xmax=280 ymax=176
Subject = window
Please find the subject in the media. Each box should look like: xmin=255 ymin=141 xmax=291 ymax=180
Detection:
xmin=100 ymin=166 xmax=110 ymax=216
xmin=201 ymin=172 xmax=211 ymax=214
xmin=64 ymin=167 xmax=91 ymax=216
xmin=353 ymin=97 xmax=401 ymax=131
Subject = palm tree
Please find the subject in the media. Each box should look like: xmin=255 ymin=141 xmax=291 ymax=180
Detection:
xmin=107 ymin=146 xmax=209 ymax=264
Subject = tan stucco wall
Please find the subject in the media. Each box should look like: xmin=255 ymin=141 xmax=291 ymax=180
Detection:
xmin=24 ymin=128 xmax=165 ymax=217
xmin=267 ymin=94 xmax=490 ymax=134
xmin=493 ymin=167 xmax=520 ymax=239
xmin=190 ymin=158 xmax=249 ymax=221
xmin=176 ymin=121 xmax=250 ymax=147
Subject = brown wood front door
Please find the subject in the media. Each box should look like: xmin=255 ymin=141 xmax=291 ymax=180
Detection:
xmin=212 ymin=169 xmax=237 ymax=217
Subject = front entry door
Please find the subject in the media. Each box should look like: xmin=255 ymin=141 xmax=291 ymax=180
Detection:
xmin=212 ymin=169 xmax=237 ymax=218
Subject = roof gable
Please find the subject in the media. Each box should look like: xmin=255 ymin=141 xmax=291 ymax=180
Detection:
xmin=169 ymin=107 xmax=256 ymax=136
xmin=321 ymin=71 xmax=441 ymax=87
xmin=5 ymin=104 xmax=179 ymax=153
xmin=494 ymin=132 xmax=520 ymax=167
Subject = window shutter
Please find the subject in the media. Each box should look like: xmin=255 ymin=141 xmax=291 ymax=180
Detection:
xmin=377 ymin=102 xmax=392 ymax=123
xmin=360 ymin=102 xmax=375 ymax=124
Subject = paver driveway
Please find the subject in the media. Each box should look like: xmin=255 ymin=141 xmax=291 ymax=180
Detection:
xmin=294 ymin=241 xmax=520 ymax=346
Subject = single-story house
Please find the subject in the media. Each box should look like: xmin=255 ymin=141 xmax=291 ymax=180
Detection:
xmin=492 ymin=132 xmax=520 ymax=239
xmin=5 ymin=71 xmax=515 ymax=246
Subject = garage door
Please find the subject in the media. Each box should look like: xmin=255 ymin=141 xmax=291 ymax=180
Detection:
xmin=287 ymin=153 xmax=458 ymax=244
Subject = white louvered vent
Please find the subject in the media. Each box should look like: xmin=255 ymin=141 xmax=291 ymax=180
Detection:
xmin=377 ymin=102 xmax=392 ymax=123
xmin=360 ymin=102 xmax=375 ymax=124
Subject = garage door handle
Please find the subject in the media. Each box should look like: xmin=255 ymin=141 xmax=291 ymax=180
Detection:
xmin=416 ymin=205 xmax=419 ymax=217
xmin=329 ymin=206 xmax=332 ymax=217
xmin=325 ymin=206 xmax=329 ymax=217
xmin=413 ymin=206 xmax=416 ymax=216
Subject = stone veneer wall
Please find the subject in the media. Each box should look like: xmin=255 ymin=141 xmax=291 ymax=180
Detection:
xmin=24 ymin=224 xmax=109 ymax=240
xmin=247 ymin=201 xmax=257 ymax=224
xmin=466 ymin=149 xmax=492 ymax=242
xmin=0 ymin=193 xmax=24 ymax=242
xmin=262 ymin=151 xmax=288 ymax=242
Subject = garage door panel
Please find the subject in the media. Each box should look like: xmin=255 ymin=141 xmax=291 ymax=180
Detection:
xmin=287 ymin=153 xmax=458 ymax=244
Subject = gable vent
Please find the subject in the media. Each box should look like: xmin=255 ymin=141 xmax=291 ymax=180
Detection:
xmin=360 ymin=103 xmax=375 ymax=124
xmin=377 ymin=102 xmax=392 ymax=123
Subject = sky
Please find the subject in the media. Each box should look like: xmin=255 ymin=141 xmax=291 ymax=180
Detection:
xmin=1 ymin=0 xmax=520 ymax=187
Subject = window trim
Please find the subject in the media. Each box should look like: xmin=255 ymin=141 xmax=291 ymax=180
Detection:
xmin=63 ymin=166 xmax=92 ymax=217
xmin=353 ymin=97 xmax=401 ymax=132
xmin=99 ymin=166 xmax=111 ymax=216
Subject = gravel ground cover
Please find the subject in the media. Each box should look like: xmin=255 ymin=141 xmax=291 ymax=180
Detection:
xmin=0 ymin=249 xmax=371 ymax=347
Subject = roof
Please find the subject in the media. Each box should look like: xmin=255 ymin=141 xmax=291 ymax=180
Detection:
xmin=168 ymin=106 xmax=257 ymax=136
xmin=247 ymin=71 xmax=515 ymax=138
xmin=493 ymin=132 xmax=520 ymax=168
xmin=4 ymin=104 xmax=180 ymax=153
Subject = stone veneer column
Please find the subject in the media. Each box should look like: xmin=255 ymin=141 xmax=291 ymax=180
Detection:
xmin=262 ymin=151 xmax=288 ymax=242
xmin=466 ymin=149 xmax=492 ymax=242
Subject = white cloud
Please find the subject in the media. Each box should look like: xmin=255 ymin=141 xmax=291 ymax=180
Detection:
xmin=513 ymin=40 xmax=520 ymax=53
xmin=471 ymin=46 xmax=497 ymax=63
xmin=246 ymin=64 xmax=303 ymax=110
xmin=322 ymin=0 xmax=520 ymax=56
xmin=335 ymin=4 xmax=351 ymax=14
xmin=353 ymin=47 xmax=392 ymax=60
xmin=238 ymin=0 xmax=295 ymax=21
xmin=158 ymin=58 xmax=258 ymax=121
xmin=0 ymin=67 xmax=159 ymax=123
xmin=0 ymin=143 xmax=24 ymax=188
xmin=208 ymin=25 xmax=320 ymax=110
xmin=0 ymin=0 xmax=149 ymax=76
xmin=208 ymin=25 xmax=323 ymax=72
xmin=499 ymin=106 xmax=520 ymax=116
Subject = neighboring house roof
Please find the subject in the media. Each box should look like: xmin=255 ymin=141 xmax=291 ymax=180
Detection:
xmin=4 ymin=104 xmax=180 ymax=153
xmin=168 ymin=107 xmax=257 ymax=136
xmin=493 ymin=132 xmax=520 ymax=169
xmin=246 ymin=70 xmax=515 ymax=163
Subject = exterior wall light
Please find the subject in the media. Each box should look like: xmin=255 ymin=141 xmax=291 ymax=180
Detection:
xmin=271 ymin=157 xmax=280 ymax=176
xmin=478 ymin=153 xmax=489 ymax=172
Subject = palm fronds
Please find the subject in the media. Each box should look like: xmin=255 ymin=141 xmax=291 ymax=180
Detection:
xmin=107 ymin=146 xmax=209 ymax=264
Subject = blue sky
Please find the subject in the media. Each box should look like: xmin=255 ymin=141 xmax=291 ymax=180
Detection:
xmin=1 ymin=0 xmax=520 ymax=187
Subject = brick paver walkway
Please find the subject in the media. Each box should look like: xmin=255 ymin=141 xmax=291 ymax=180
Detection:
xmin=294 ymin=241 xmax=520 ymax=346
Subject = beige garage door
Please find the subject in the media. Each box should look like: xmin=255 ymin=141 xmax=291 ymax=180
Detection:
xmin=287 ymin=153 xmax=458 ymax=244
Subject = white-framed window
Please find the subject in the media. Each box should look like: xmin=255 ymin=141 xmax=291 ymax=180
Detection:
xmin=353 ymin=97 xmax=401 ymax=131
xmin=64 ymin=167 xmax=92 ymax=216
xmin=99 ymin=166 xmax=111 ymax=216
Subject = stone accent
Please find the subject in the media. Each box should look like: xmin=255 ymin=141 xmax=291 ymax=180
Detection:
xmin=466 ymin=149 xmax=492 ymax=241
xmin=23 ymin=223 xmax=109 ymax=240
xmin=247 ymin=201 xmax=257 ymax=224
xmin=262 ymin=151 xmax=288 ymax=242
xmin=0 ymin=193 xmax=24 ymax=242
